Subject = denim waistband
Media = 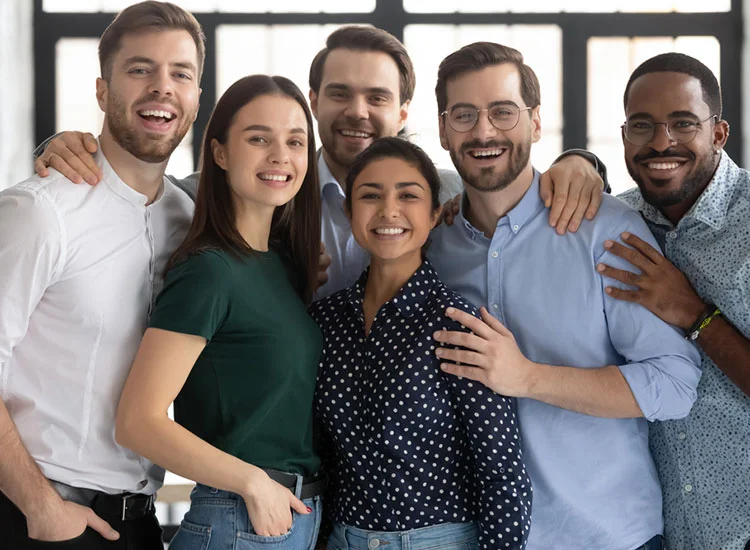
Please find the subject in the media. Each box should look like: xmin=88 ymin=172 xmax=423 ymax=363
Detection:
xmin=335 ymin=521 xmax=477 ymax=550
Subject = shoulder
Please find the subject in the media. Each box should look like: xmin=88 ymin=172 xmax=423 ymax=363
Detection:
xmin=616 ymin=186 xmax=645 ymax=210
xmin=431 ymin=281 xmax=479 ymax=331
xmin=0 ymin=173 xmax=74 ymax=231
xmin=308 ymin=288 xmax=349 ymax=326
xmin=165 ymin=172 xmax=199 ymax=202
xmin=574 ymin=193 xmax=656 ymax=248
xmin=166 ymin=249 xmax=235 ymax=283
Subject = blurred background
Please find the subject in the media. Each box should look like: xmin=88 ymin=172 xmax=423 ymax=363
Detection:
xmin=0 ymin=0 xmax=745 ymax=541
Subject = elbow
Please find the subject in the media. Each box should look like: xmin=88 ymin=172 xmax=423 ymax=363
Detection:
xmin=115 ymin=403 xmax=142 ymax=451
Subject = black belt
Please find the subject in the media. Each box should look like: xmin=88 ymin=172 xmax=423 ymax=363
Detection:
xmin=51 ymin=480 xmax=156 ymax=521
xmin=263 ymin=469 xmax=326 ymax=500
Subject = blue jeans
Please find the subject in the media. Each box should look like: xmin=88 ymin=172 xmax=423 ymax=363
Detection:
xmin=327 ymin=521 xmax=478 ymax=550
xmin=169 ymin=483 xmax=322 ymax=550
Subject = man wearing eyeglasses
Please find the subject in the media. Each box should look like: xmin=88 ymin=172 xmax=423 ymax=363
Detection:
xmin=597 ymin=53 xmax=750 ymax=550
xmin=428 ymin=42 xmax=702 ymax=550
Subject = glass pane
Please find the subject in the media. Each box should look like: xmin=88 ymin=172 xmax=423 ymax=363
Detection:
xmin=586 ymin=36 xmax=720 ymax=195
xmin=45 ymin=0 xmax=374 ymax=12
xmin=403 ymin=0 xmax=730 ymax=12
xmin=55 ymin=38 xmax=194 ymax=179
xmin=404 ymin=24 xmax=562 ymax=173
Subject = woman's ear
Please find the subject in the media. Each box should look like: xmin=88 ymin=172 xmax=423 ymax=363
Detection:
xmin=211 ymin=138 xmax=227 ymax=171
xmin=431 ymin=204 xmax=443 ymax=229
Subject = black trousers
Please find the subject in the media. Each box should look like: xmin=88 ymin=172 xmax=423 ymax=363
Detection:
xmin=0 ymin=490 xmax=162 ymax=550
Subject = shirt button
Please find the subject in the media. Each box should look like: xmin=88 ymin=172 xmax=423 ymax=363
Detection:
xmin=684 ymin=484 xmax=693 ymax=493
xmin=492 ymin=304 xmax=499 ymax=310
xmin=513 ymin=224 xmax=519 ymax=231
xmin=668 ymin=232 xmax=677 ymax=239
xmin=491 ymin=251 xmax=499 ymax=258
xmin=678 ymin=432 xmax=687 ymax=440
xmin=369 ymin=539 xmax=381 ymax=549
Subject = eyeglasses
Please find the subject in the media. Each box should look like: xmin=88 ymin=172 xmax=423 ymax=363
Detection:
xmin=440 ymin=104 xmax=533 ymax=133
xmin=621 ymin=115 xmax=717 ymax=146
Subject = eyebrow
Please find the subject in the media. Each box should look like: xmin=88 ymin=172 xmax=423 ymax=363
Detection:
xmin=241 ymin=124 xmax=307 ymax=135
xmin=627 ymin=110 xmax=701 ymax=121
xmin=448 ymin=100 xmax=520 ymax=110
xmin=358 ymin=181 xmax=425 ymax=190
xmin=324 ymin=83 xmax=394 ymax=97
xmin=124 ymin=56 xmax=197 ymax=74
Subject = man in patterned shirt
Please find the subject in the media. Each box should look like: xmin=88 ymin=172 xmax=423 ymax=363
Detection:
xmin=597 ymin=53 xmax=750 ymax=550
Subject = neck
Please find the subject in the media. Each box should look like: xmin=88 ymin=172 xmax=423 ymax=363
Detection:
xmin=321 ymin=148 xmax=350 ymax=188
xmin=98 ymin=128 xmax=167 ymax=205
xmin=234 ymin=198 xmax=275 ymax=252
xmin=363 ymin=253 xmax=422 ymax=331
xmin=463 ymin=163 xmax=535 ymax=237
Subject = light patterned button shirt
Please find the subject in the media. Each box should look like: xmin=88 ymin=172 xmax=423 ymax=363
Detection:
xmin=619 ymin=151 xmax=750 ymax=550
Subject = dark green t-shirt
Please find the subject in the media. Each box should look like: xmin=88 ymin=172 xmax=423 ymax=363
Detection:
xmin=149 ymin=248 xmax=322 ymax=476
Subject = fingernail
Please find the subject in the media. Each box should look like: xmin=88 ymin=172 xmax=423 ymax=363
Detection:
xmin=446 ymin=307 xmax=455 ymax=314
xmin=605 ymin=287 xmax=613 ymax=294
xmin=435 ymin=348 xmax=443 ymax=357
xmin=306 ymin=506 xmax=312 ymax=513
xmin=604 ymin=240 xmax=613 ymax=248
xmin=433 ymin=331 xmax=442 ymax=341
xmin=622 ymin=232 xmax=631 ymax=239
xmin=596 ymin=263 xmax=605 ymax=272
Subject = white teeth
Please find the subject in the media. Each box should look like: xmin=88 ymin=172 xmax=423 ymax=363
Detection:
xmin=374 ymin=227 xmax=406 ymax=235
xmin=258 ymin=174 xmax=288 ymax=182
xmin=138 ymin=109 xmax=175 ymax=120
xmin=340 ymin=130 xmax=370 ymax=138
xmin=648 ymin=162 xmax=680 ymax=170
xmin=472 ymin=149 xmax=503 ymax=158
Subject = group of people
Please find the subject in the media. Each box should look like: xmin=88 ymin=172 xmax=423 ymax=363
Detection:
xmin=0 ymin=1 xmax=747 ymax=550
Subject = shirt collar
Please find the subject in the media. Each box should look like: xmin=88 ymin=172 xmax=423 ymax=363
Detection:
xmin=455 ymin=169 xmax=545 ymax=238
xmin=318 ymin=151 xmax=344 ymax=199
xmin=97 ymin=140 xmax=167 ymax=207
xmin=344 ymin=259 xmax=441 ymax=319
xmin=634 ymin=151 xmax=737 ymax=231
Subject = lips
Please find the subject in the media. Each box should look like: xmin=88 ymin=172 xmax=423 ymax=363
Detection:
xmin=257 ymin=171 xmax=293 ymax=187
xmin=135 ymin=104 xmax=179 ymax=133
xmin=468 ymin=147 xmax=506 ymax=160
xmin=373 ymin=227 xmax=406 ymax=235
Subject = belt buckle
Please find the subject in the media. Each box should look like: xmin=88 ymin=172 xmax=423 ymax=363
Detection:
xmin=121 ymin=493 xmax=155 ymax=521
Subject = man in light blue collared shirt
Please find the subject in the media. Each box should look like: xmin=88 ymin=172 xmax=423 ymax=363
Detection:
xmin=429 ymin=42 xmax=702 ymax=550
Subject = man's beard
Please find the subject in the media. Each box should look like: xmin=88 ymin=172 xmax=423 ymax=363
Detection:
xmin=626 ymin=147 xmax=716 ymax=208
xmin=106 ymin=92 xmax=193 ymax=164
xmin=451 ymin=137 xmax=531 ymax=192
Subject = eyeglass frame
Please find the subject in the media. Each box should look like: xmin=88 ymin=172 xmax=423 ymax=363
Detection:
xmin=621 ymin=114 xmax=718 ymax=146
xmin=440 ymin=103 xmax=534 ymax=133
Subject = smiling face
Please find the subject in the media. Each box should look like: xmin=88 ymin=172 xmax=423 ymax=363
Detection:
xmin=439 ymin=63 xmax=540 ymax=193
xmin=212 ymin=94 xmax=309 ymax=212
xmin=623 ymin=71 xmax=728 ymax=210
xmin=310 ymin=48 xmax=409 ymax=178
xmin=96 ymin=29 xmax=201 ymax=164
xmin=347 ymin=156 xmax=439 ymax=271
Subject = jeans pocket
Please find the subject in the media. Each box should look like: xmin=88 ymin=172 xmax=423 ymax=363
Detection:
xmin=236 ymin=516 xmax=296 ymax=547
xmin=168 ymin=520 xmax=212 ymax=550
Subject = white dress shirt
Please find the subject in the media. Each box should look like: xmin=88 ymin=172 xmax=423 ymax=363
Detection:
xmin=0 ymin=149 xmax=193 ymax=495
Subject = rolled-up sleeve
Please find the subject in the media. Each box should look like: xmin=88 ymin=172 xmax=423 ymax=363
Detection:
xmin=598 ymin=218 xmax=702 ymax=421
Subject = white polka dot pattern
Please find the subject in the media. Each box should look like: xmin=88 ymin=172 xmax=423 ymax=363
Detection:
xmin=619 ymin=152 xmax=750 ymax=550
xmin=309 ymin=261 xmax=532 ymax=549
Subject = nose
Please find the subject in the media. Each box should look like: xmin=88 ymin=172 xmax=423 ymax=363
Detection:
xmin=471 ymin=109 xmax=498 ymax=141
xmin=379 ymin=193 xmax=399 ymax=218
xmin=268 ymin=140 xmax=290 ymax=165
xmin=148 ymin=67 xmax=174 ymax=97
xmin=648 ymin=122 xmax=676 ymax=152
xmin=344 ymin=95 xmax=369 ymax=120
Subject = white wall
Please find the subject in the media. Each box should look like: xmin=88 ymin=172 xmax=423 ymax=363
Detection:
xmin=0 ymin=0 xmax=34 ymax=191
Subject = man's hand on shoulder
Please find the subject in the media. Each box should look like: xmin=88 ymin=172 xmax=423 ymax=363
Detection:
xmin=437 ymin=194 xmax=461 ymax=227
xmin=539 ymin=154 xmax=604 ymax=235
xmin=34 ymin=132 xmax=102 ymax=186
xmin=26 ymin=498 xmax=119 ymax=542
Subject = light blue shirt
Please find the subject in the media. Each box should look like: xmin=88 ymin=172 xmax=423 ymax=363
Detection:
xmin=428 ymin=171 xmax=702 ymax=550
xmin=316 ymin=153 xmax=464 ymax=299
xmin=619 ymin=152 xmax=750 ymax=550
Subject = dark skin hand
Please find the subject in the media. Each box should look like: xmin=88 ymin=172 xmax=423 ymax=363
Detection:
xmin=598 ymin=231 xmax=750 ymax=396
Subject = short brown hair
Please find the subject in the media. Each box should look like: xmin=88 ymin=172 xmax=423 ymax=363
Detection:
xmin=308 ymin=25 xmax=415 ymax=105
xmin=99 ymin=1 xmax=206 ymax=81
xmin=435 ymin=42 xmax=540 ymax=114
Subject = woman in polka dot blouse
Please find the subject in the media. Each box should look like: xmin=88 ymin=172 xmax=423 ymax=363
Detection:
xmin=309 ymin=137 xmax=532 ymax=550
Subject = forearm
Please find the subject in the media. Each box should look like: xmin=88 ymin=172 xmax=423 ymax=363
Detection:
xmin=0 ymin=398 xmax=62 ymax=517
xmin=116 ymin=414 xmax=256 ymax=496
xmin=697 ymin=316 xmax=750 ymax=396
xmin=525 ymin=363 xmax=643 ymax=418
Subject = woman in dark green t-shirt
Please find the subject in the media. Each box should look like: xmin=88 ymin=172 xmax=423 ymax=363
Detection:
xmin=115 ymin=75 xmax=324 ymax=549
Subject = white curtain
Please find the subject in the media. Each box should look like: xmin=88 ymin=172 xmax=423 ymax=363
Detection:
xmin=0 ymin=0 xmax=33 ymax=191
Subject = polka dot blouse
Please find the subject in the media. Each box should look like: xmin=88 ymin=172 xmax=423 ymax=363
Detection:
xmin=309 ymin=261 xmax=532 ymax=549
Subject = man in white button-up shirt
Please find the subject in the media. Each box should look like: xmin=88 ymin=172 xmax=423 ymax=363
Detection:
xmin=0 ymin=3 xmax=202 ymax=548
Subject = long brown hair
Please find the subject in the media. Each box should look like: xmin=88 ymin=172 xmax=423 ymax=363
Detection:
xmin=167 ymin=75 xmax=321 ymax=303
